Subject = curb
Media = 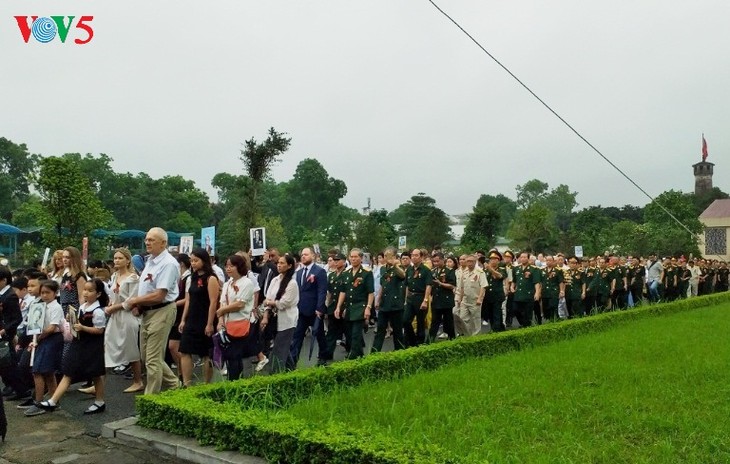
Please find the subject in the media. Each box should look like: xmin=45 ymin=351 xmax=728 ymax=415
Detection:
xmin=102 ymin=417 xmax=267 ymax=464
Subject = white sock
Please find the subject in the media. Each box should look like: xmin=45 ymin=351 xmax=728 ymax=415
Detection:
xmin=47 ymin=399 xmax=56 ymax=406
xmin=94 ymin=400 xmax=105 ymax=406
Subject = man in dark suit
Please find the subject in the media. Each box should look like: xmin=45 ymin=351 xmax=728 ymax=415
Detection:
xmin=0 ymin=266 xmax=28 ymax=401
xmin=287 ymin=247 xmax=329 ymax=369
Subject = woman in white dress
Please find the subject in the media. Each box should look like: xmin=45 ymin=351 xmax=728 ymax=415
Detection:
xmin=103 ymin=248 xmax=143 ymax=393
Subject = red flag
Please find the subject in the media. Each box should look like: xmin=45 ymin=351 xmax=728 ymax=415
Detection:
xmin=702 ymin=134 xmax=708 ymax=161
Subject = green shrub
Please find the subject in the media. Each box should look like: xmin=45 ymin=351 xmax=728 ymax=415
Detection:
xmin=137 ymin=293 xmax=730 ymax=463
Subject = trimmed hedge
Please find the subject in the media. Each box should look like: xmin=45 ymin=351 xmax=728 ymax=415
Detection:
xmin=137 ymin=293 xmax=730 ymax=463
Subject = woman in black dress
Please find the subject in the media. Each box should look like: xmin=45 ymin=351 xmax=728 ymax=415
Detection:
xmin=178 ymin=248 xmax=220 ymax=387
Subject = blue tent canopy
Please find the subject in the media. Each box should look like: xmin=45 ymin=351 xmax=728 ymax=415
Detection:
xmin=0 ymin=223 xmax=22 ymax=235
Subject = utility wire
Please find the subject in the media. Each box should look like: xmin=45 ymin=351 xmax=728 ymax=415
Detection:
xmin=425 ymin=0 xmax=697 ymax=238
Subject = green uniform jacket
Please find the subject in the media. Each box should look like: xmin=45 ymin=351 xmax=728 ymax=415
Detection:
xmin=406 ymin=264 xmax=432 ymax=300
xmin=609 ymin=265 xmax=627 ymax=291
xmin=566 ymin=268 xmax=585 ymax=300
xmin=541 ymin=266 xmax=564 ymax=299
xmin=513 ymin=265 xmax=540 ymax=302
xmin=627 ymin=265 xmax=645 ymax=289
xmin=485 ymin=264 xmax=506 ymax=302
xmin=343 ymin=267 xmax=374 ymax=321
xmin=326 ymin=270 xmax=346 ymax=315
xmin=595 ymin=267 xmax=611 ymax=296
xmin=379 ymin=264 xmax=406 ymax=312
xmin=430 ymin=266 xmax=456 ymax=309
xmin=585 ymin=267 xmax=598 ymax=295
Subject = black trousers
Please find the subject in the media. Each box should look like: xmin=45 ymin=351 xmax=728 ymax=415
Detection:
xmin=372 ymin=310 xmax=404 ymax=352
xmin=403 ymin=294 xmax=426 ymax=347
xmin=287 ymin=314 xmax=329 ymax=370
xmin=505 ymin=294 xmax=516 ymax=327
xmin=485 ymin=299 xmax=505 ymax=332
xmin=565 ymin=298 xmax=583 ymax=318
xmin=513 ymin=301 xmax=534 ymax=328
xmin=428 ymin=306 xmax=455 ymax=341
xmin=542 ymin=297 xmax=559 ymax=321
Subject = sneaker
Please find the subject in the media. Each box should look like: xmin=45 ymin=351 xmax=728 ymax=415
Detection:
xmin=220 ymin=367 xmax=228 ymax=376
xmin=255 ymin=357 xmax=269 ymax=372
xmin=438 ymin=332 xmax=449 ymax=340
xmin=17 ymin=398 xmax=36 ymax=409
xmin=24 ymin=404 xmax=46 ymax=417
xmin=482 ymin=320 xmax=489 ymax=326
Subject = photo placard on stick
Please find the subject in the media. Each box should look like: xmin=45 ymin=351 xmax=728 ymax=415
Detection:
xmin=179 ymin=235 xmax=194 ymax=255
xmin=26 ymin=302 xmax=45 ymax=336
xmin=250 ymin=227 xmax=266 ymax=256
xmin=398 ymin=236 xmax=407 ymax=250
xmin=201 ymin=226 xmax=216 ymax=256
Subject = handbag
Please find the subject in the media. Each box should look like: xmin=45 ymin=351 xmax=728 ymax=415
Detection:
xmin=0 ymin=339 xmax=13 ymax=369
xmin=225 ymin=317 xmax=250 ymax=338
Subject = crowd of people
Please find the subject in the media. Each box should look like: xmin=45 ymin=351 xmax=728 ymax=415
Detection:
xmin=0 ymin=227 xmax=727 ymax=432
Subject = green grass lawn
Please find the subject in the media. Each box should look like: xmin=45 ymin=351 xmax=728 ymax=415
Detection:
xmin=285 ymin=304 xmax=730 ymax=463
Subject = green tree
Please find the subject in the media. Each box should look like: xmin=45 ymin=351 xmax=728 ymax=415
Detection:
xmin=352 ymin=209 xmax=396 ymax=253
xmin=508 ymin=202 xmax=559 ymax=252
xmin=239 ymin=128 xmax=291 ymax=233
xmin=643 ymin=190 xmax=702 ymax=256
xmin=413 ymin=209 xmax=452 ymax=250
xmin=393 ymin=193 xmax=439 ymax=238
xmin=692 ymin=187 xmax=729 ymax=215
xmin=35 ymin=157 xmax=114 ymax=249
xmin=283 ymin=158 xmax=348 ymax=231
xmin=515 ymin=179 xmax=549 ymax=209
xmin=545 ymin=184 xmax=578 ymax=232
xmin=0 ymin=137 xmax=38 ymax=222
xmin=461 ymin=200 xmax=500 ymax=251
xmin=569 ymin=207 xmax=612 ymax=257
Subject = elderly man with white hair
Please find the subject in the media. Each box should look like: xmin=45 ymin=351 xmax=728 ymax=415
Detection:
xmin=125 ymin=227 xmax=181 ymax=394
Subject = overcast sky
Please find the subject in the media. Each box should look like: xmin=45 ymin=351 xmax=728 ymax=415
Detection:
xmin=2 ymin=0 xmax=728 ymax=216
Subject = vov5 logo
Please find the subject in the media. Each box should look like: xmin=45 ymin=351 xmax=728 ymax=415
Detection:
xmin=14 ymin=16 xmax=94 ymax=45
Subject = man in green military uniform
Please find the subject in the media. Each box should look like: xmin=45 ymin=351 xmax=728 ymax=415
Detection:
xmin=483 ymin=250 xmax=506 ymax=332
xmin=404 ymin=249 xmax=432 ymax=347
xmin=503 ymin=250 xmax=516 ymax=328
xmin=583 ymin=257 xmax=598 ymax=314
xmin=540 ymin=255 xmax=564 ymax=322
xmin=334 ymin=248 xmax=374 ymax=359
xmin=427 ymin=252 xmax=456 ymax=342
xmin=594 ymin=257 xmax=611 ymax=311
xmin=510 ymin=252 xmax=541 ymax=327
xmin=565 ymin=256 xmax=585 ymax=317
xmin=324 ymin=253 xmax=348 ymax=361
xmin=715 ymin=261 xmax=730 ymax=292
xmin=372 ymin=247 xmax=406 ymax=352
xmin=626 ymin=256 xmax=645 ymax=306
xmin=608 ymin=256 xmax=628 ymax=310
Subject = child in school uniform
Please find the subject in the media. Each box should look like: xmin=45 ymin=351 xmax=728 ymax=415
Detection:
xmin=23 ymin=279 xmax=64 ymax=417
xmin=38 ymin=278 xmax=108 ymax=415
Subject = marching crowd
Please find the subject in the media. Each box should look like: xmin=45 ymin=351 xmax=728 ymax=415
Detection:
xmin=0 ymin=226 xmax=727 ymax=433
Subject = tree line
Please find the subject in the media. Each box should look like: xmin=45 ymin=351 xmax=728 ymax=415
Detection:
xmin=0 ymin=131 xmax=724 ymax=262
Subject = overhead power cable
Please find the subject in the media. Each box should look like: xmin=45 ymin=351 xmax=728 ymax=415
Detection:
xmin=425 ymin=0 xmax=697 ymax=238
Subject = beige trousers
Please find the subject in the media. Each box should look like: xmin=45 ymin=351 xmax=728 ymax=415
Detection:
xmin=453 ymin=302 xmax=481 ymax=336
xmin=140 ymin=303 xmax=179 ymax=395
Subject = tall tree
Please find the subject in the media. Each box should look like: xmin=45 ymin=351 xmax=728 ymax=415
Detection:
xmin=508 ymin=202 xmax=559 ymax=253
xmin=643 ymin=190 xmax=702 ymax=256
xmin=461 ymin=200 xmax=500 ymax=252
xmin=352 ymin=209 xmax=397 ymax=253
xmin=515 ymin=179 xmax=549 ymax=209
xmin=239 ymin=128 xmax=291 ymax=233
xmin=34 ymin=157 xmax=114 ymax=249
xmin=283 ymin=158 xmax=347 ymax=231
xmin=413 ymin=208 xmax=452 ymax=250
xmin=0 ymin=137 xmax=38 ymax=222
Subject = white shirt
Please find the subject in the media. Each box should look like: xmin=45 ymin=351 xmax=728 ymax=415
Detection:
xmin=219 ymin=276 xmax=255 ymax=322
xmin=42 ymin=300 xmax=64 ymax=331
xmin=79 ymin=300 xmax=107 ymax=329
xmin=265 ymin=275 xmax=299 ymax=331
xmin=137 ymin=250 xmax=180 ymax=302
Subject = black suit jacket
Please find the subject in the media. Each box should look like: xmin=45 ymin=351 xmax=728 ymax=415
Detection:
xmin=0 ymin=287 xmax=22 ymax=340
